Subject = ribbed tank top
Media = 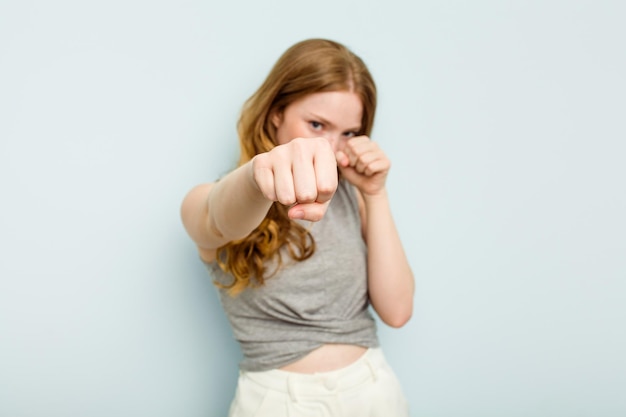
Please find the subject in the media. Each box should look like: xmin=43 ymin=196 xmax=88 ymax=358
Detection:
xmin=206 ymin=180 xmax=379 ymax=372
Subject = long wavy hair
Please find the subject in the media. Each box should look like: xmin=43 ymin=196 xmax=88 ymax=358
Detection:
xmin=216 ymin=39 xmax=377 ymax=295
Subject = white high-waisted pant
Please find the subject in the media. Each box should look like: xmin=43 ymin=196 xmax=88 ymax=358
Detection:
xmin=228 ymin=348 xmax=409 ymax=417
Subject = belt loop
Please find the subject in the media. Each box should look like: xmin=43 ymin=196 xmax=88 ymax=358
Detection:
xmin=287 ymin=374 xmax=299 ymax=403
xmin=365 ymin=357 xmax=378 ymax=382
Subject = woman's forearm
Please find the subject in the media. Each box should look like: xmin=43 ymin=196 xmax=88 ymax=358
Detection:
xmin=181 ymin=160 xmax=273 ymax=251
xmin=363 ymin=190 xmax=414 ymax=328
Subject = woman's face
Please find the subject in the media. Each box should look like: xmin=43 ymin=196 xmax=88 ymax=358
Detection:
xmin=271 ymin=91 xmax=363 ymax=153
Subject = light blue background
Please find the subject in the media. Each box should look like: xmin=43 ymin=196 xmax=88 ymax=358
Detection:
xmin=1 ymin=1 xmax=625 ymax=416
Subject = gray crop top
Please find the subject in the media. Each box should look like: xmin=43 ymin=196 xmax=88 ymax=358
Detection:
xmin=206 ymin=179 xmax=379 ymax=372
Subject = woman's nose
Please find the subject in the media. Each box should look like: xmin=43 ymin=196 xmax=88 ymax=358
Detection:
xmin=322 ymin=133 xmax=341 ymax=152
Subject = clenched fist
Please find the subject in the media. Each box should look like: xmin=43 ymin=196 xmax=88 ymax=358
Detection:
xmin=251 ymin=137 xmax=338 ymax=222
xmin=336 ymin=136 xmax=390 ymax=197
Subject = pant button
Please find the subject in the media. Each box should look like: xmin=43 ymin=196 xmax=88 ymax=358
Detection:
xmin=324 ymin=377 xmax=337 ymax=390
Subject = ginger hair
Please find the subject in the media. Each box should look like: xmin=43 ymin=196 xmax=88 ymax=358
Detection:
xmin=216 ymin=39 xmax=377 ymax=295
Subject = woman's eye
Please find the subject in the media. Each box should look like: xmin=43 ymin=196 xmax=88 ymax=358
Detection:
xmin=344 ymin=131 xmax=357 ymax=138
xmin=310 ymin=121 xmax=322 ymax=130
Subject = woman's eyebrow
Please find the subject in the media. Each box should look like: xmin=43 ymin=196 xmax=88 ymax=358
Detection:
xmin=308 ymin=113 xmax=361 ymax=132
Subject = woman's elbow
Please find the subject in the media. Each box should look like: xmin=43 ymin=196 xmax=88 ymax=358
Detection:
xmin=381 ymin=308 xmax=413 ymax=328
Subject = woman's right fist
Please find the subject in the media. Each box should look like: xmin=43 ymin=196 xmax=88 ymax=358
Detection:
xmin=251 ymin=137 xmax=338 ymax=221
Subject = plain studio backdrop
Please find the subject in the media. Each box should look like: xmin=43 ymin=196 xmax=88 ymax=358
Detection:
xmin=1 ymin=1 xmax=624 ymax=416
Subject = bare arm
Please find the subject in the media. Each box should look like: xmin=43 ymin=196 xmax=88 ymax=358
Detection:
xmin=180 ymin=162 xmax=272 ymax=261
xmin=360 ymin=190 xmax=414 ymax=328
xmin=180 ymin=138 xmax=339 ymax=261
xmin=337 ymin=136 xmax=414 ymax=327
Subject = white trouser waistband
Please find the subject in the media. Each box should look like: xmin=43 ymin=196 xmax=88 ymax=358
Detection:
xmin=241 ymin=348 xmax=385 ymax=402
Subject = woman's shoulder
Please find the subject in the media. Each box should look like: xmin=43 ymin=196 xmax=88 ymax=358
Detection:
xmin=198 ymin=246 xmax=217 ymax=263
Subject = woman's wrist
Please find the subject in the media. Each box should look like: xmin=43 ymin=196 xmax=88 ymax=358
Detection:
xmin=361 ymin=187 xmax=389 ymax=205
xmin=245 ymin=157 xmax=271 ymax=203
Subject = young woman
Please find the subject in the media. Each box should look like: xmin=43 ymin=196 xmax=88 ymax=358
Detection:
xmin=181 ymin=39 xmax=414 ymax=416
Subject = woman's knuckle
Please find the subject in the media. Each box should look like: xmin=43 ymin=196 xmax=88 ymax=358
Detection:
xmin=297 ymin=190 xmax=316 ymax=203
